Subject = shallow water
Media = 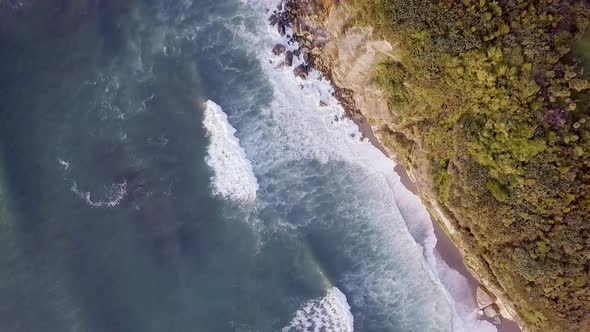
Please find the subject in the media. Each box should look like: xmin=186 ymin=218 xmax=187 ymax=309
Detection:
xmin=0 ymin=1 xmax=495 ymax=331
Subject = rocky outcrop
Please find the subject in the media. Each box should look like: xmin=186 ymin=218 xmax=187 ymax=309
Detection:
xmin=285 ymin=50 xmax=293 ymax=66
xmin=281 ymin=0 xmax=526 ymax=330
xmin=477 ymin=285 xmax=514 ymax=323
xmin=293 ymin=64 xmax=309 ymax=79
xmin=272 ymin=43 xmax=287 ymax=55
xmin=477 ymin=286 xmax=497 ymax=309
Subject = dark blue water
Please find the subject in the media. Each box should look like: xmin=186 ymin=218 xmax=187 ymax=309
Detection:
xmin=0 ymin=1 xmax=483 ymax=331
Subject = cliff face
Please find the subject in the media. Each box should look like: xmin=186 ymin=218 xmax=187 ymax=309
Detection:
xmin=287 ymin=0 xmax=590 ymax=331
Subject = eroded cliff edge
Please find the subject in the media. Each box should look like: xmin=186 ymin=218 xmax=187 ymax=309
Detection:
xmin=281 ymin=0 xmax=590 ymax=331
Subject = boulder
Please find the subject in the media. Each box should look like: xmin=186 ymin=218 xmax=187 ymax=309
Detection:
xmin=492 ymin=316 xmax=502 ymax=325
xmin=278 ymin=23 xmax=286 ymax=36
xmin=476 ymin=286 xmax=497 ymax=309
xmin=496 ymin=299 xmax=514 ymax=320
xmin=321 ymin=0 xmax=333 ymax=10
xmin=285 ymin=51 xmax=293 ymax=66
xmin=483 ymin=304 xmax=500 ymax=318
xmin=303 ymin=52 xmax=310 ymax=63
xmin=272 ymin=44 xmax=286 ymax=55
xmin=293 ymin=64 xmax=308 ymax=79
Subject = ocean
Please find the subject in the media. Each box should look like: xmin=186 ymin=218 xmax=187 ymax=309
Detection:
xmin=0 ymin=0 xmax=496 ymax=331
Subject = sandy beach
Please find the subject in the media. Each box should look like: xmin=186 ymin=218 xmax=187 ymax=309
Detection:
xmin=355 ymin=116 xmax=520 ymax=332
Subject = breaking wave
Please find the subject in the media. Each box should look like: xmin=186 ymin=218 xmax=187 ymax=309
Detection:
xmin=282 ymin=287 xmax=354 ymax=332
xmin=203 ymin=100 xmax=259 ymax=203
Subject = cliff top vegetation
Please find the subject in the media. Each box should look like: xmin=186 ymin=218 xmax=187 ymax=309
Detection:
xmin=349 ymin=0 xmax=590 ymax=330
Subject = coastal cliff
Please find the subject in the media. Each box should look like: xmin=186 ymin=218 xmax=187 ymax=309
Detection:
xmin=279 ymin=0 xmax=590 ymax=331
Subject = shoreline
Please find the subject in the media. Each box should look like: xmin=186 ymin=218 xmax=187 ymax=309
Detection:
xmin=355 ymin=115 xmax=480 ymax=282
xmin=358 ymin=123 xmax=521 ymax=332
xmin=353 ymin=116 xmax=480 ymax=287
xmin=271 ymin=0 xmax=522 ymax=330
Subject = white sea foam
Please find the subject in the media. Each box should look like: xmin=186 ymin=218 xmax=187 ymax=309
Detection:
xmin=71 ymin=180 xmax=127 ymax=208
xmin=203 ymin=100 xmax=259 ymax=203
xmin=58 ymin=158 xmax=70 ymax=171
xmin=282 ymin=287 xmax=354 ymax=332
xmin=230 ymin=1 xmax=498 ymax=331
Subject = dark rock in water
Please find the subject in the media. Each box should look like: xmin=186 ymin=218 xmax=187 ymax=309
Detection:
xmin=293 ymin=64 xmax=308 ymax=79
xmin=303 ymin=52 xmax=310 ymax=63
xmin=272 ymin=44 xmax=286 ymax=55
xmin=278 ymin=23 xmax=286 ymax=36
xmin=320 ymin=100 xmax=328 ymax=107
xmin=293 ymin=49 xmax=301 ymax=58
xmin=269 ymin=14 xmax=278 ymax=26
xmin=285 ymin=51 xmax=293 ymax=66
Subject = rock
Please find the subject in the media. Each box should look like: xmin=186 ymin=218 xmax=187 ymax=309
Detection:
xmin=496 ymin=299 xmax=514 ymax=320
xmin=476 ymin=286 xmax=497 ymax=309
xmin=278 ymin=23 xmax=286 ymax=36
xmin=293 ymin=64 xmax=308 ymax=79
xmin=311 ymin=47 xmax=321 ymax=55
xmin=293 ymin=49 xmax=301 ymax=58
xmin=293 ymin=21 xmax=301 ymax=35
xmin=483 ymin=304 xmax=500 ymax=318
xmin=285 ymin=51 xmax=293 ymax=66
xmin=268 ymin=14 xmax=277 ymax=26
xmin=492 ymin=316 xmax=502 ymax=325
xmin=272 ymin=44 xmax=286 ymax=55
xmin=319 ymin=100 xmax=327 ymax=107
xmin=303 ymin=52 xmax=310 ymax=63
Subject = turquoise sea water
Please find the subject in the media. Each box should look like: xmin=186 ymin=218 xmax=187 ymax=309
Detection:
xmin=0 ymin=1 xmax=495 ymax=331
